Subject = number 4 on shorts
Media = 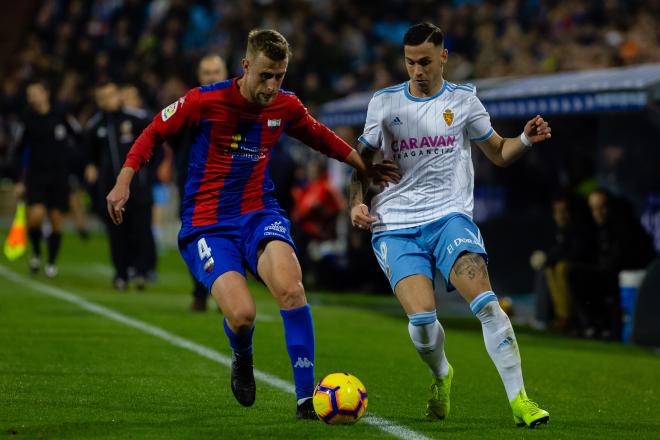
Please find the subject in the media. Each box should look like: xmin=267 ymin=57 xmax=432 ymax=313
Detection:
xmin=198 ymin=237 xmax=212 ymax=260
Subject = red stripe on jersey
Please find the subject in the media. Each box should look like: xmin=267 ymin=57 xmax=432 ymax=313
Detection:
xmin=240 ymin=155 xmax=268 ymax=214
xmin=191 ymin=129 xmax=234 ymax=226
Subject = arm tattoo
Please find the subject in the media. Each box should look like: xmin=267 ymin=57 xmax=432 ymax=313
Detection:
xmin=349 ymin=168 xmax=367 ymax=207
xmin=452 ymin=253 xmax=489 ymax=281
xmin=349 ymin=143 xmax=373 ymax=207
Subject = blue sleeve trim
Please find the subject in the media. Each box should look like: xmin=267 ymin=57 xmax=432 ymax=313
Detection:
xmin=470 ymin=127 xmax=494 ymax=142
xmin=358 ymin=135 xmax=379 ymax=150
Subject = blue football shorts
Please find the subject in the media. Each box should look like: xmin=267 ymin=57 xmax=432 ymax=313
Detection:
xmin=178 ymin=209 xmax=297 ymax=292
xmin=371 ymin=213 xmax=488 ymax=292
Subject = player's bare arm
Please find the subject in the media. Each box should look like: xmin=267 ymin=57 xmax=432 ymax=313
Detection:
xmin=476 ymin=115 xmax=551 ymax=167
xmin=106 ymin=167 xmax=135 ymax=225
xmin=349 ymin=144 xmax=380 ymax=230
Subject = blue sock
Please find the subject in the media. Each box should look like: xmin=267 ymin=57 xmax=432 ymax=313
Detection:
xmin=223 ymin=319 xmax=254 ymax=356
xmin=280 ymin=304 xmax=315 ymax=402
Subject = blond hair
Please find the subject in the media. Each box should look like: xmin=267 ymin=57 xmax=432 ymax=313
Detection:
xmin=246 ymin=29 xmax=291 ymax=60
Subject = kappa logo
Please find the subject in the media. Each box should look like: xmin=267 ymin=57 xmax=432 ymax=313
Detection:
xmin=390 ymin=116 xmax=403 ymax=126
xmin=161 ymin=101 xmax=178 ymax=121
xmin=293 ymin=357 xmax=314 ymax=368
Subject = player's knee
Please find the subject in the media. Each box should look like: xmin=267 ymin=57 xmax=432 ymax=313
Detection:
xmin=276 ymin=281 xmax=306 ymax=310
xmin=225 ymin=306 xmax=256 ymax=329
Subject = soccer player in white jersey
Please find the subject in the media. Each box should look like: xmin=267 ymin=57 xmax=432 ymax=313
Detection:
xmin=349 ymin=22 xmax=551 ymax=428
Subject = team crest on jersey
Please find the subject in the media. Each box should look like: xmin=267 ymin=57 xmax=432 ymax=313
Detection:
xmin=267 ymin=118 xmax=281 ymax=129
xmin=161 ymin=101 xmax=178 ymax=121
xmin=443 ymin=109 xmax=454 ymax=126
xmin=120 ymin=120 xmax=134 ymax=143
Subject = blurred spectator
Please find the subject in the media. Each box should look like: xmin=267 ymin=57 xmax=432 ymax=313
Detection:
xmin=84 ymin=80 xmax=155 ymax=291
xmin=291 ymin=160 xmax=346 ymax=288
xmin=530 ymin=192 xmax=596 ymax=333
xmin=170 ymin=53 xmax=228 ymax=311
xmin=569 ymin=189 xmax=656 ymax=339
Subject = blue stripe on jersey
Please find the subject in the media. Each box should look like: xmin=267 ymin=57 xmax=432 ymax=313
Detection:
xmin=446 ymin=82 xmax=474 ymax=93
xmin=470 ymin=127 xmax=494 ymax=142
xmin=279 ymin=89 xmax=295 ymax=95
xmin=200 ymin=80 xmax=232 ymax=93
xmin=181 ymin=121 xmax=213 ymax=226
xmin=262 ymin=148 xmax=277 ymax=207
xmin=374 ymin=83 xmax=405 ymax=97
xmin=216 ymin=122 xmax=263 ymax=216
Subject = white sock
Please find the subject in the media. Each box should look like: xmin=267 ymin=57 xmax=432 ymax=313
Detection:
xmin=408 ymin=312 xmax=450 ymax=378
xmin=471 ymin=291 xmax=525 ymax=401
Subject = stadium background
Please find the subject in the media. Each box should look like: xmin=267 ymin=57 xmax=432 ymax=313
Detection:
xmin=1 ymin=1 xmax=660 ymax=438
xmin=1 ymin=0 xmax=659 ymax=295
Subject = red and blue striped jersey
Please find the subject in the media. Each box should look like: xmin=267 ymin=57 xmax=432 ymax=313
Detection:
xmin=124 ymin=78 xmax=353 ymax=236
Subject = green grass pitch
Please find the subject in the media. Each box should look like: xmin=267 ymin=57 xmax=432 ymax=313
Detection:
xmin=1 ymin=233 xmax=659 ymax=439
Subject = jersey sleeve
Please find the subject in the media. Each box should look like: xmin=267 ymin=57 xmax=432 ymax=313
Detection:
xmin=466 ymin=92 xmax=494 ymax=142
xmin=285 ymin=95 xmax=354 ymax=162
xmin=123 ymin=88 xmax=201 ymax=171
xmin=358 ymin=95 xmax=382 ymax=151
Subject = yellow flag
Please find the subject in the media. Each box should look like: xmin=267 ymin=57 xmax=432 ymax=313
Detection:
xmin=4 ymin=202 xmax=27 ymax=261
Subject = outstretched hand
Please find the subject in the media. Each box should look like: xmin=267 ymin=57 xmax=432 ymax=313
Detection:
xmin=351 ymin=203 xmax=376 ymax=230
xmin=106 ymin=183 xmax=130 ymax=225
xmin=524 ymin=115 xmax=552 ymax=144
xmin=368 ymin=159 xmax=401 ymax=189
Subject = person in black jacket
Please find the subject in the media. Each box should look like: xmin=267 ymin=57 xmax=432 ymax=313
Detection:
xmin=570 ymin=189 xmax=656 ymax=339
xmin=170 ymin=53 xmax=227 ymax=311
xmin=530 ymin=192 xmax=597 ymax=332
xmin=84 ymin=80 xmax=155 ymax=290
xmin=15 ymin=79 xmax=80 ymax=277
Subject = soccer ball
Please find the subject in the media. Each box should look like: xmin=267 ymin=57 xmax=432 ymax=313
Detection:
xmin=313 ymin=372 xmax=368 ymax=424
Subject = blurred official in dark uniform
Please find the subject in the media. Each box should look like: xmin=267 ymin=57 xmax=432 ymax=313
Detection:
xmin=15 ymin=79 xmax=81 ymax=277
xmin=85 ymin=80 xmax=155 ymax=291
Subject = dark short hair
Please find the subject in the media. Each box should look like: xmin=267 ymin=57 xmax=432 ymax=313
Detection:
xmin=246 ymin=29 xmax=291 ymax=61
xmin=25 ymin=78 xmax=50 ymax=91
xmin=94 ymin=79 xmax=117 ymax=89
xmin=403 ymin=22 xmax=444 ymax=47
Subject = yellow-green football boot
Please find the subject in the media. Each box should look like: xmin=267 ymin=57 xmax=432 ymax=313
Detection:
xmin=425 ymin=363 xmax=453 ymax=420
xmin=510 ymin=389 xmax=549 ymax=428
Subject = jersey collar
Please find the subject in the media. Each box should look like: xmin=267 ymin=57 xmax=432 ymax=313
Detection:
xmin=404 ymin=80 xmax=447 ymax=102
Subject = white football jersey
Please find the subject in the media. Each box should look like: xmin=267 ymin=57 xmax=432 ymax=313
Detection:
xmin=359 ymin=80 xmax=494 ymax=232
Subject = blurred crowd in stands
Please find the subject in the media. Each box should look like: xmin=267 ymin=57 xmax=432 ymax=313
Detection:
xmin=0 ymin=0 xmax=658 ymax=321
xmin=2 ymin=0 xmax=659 ymax=134
xmin=531 ymin=188 xmax=656 ymax=340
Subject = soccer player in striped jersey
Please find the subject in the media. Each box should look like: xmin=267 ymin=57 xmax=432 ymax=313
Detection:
xmin=106 ymin=29 xmax=399 ymax=419
xmin=350 ymin=22 xmax=551 ymax=428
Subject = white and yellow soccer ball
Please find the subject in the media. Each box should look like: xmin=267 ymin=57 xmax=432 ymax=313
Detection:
xmin=313 ymin=372 xmax=368 ymax=424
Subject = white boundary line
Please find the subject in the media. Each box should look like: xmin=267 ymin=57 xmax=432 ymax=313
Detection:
xmin=0 ymin=265 xmax=433 ymax=440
